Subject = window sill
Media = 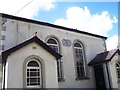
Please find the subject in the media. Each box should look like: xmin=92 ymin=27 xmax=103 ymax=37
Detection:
xmin=58 ymin=78 xmax=65 ymax=82
xmin=75 ymin=76 xmax=90 ymax=80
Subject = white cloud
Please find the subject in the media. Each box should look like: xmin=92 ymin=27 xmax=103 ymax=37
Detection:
xmin=55 ymin=6 xmax=117 ymax=36
xmin=55 ymin=6 xmax=118 ymax=50
xmin=0 ymin=0 xmax=55 ymax=19
xmin=106 ymin=35 xmax=118 ymax=50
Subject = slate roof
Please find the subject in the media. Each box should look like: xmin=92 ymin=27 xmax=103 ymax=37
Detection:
xmin=2 ymin=36 xmax=62 ymax=64
xmin=88 ymin=49 xmax=119 ymax=65
xmin=0 ymin=13 xmax=107 ymax=40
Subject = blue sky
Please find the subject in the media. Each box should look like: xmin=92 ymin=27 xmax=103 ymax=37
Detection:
xmin=0 ymin=1 xmax=119 ymax=50
xmin=34 ymin=2 xmax=118 ymax=38
xmin=34 ymin=2 xmax=118 ymax=22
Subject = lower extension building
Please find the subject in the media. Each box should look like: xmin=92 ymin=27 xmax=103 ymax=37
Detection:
xmin=0 ymin=13 xmax=120 ymax=89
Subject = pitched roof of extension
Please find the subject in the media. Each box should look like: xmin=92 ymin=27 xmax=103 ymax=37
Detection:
xmin=2 ymin=36 xmax=62 ymax=64
xmin=1 ymin=13 xmax=107 ymax=40
xmin=88 ymin=49 xmax=120 ymax=66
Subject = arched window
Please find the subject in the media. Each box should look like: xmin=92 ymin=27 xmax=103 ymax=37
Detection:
xmin=26 ymin=59 xmax=42 ymax=88
xmin=47 ymin=38 xmax=63 ymax=80
xmin=47 ymin=38 xmax=59 ymax=52
xmin=74 ymin=42 xmax=85 ymax=77
xmin=116 ymin=62 xmax=120 ymax=78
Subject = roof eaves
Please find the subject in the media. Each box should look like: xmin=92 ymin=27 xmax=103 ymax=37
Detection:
xmin=2 ymin=36 xmax=62 ymax=64
xmin=1 ymin=13 xmax=107 ymax=40
xmin=88 ymin=49 xmax=119 ymax=66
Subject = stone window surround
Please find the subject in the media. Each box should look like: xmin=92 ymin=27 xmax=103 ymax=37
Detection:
xmin=23 ymin=55 xmax=45 ymax=88
xmin=73 ymin=40 xmax=89 ymax=80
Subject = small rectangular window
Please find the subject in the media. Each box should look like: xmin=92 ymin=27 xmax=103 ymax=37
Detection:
xmin=2 ymin=35 xmax=5 ymax=40
xmin=2 ymin=25 xmax=6 ymax=31
xmin=2 ymin=45 xmax=5 ymax=50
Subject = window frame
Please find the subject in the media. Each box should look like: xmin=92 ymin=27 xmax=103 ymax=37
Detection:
xmin=116 ymin=62 xmax=120 ymax=79
xmin=26 ymin=59 xmax=42 ymax=88
xmin=46 ymin=38 xmax=59 ymax=52
xmin=73 ymin=41 xmax=87 ymax=79
xmin=46 ymin=37 xmax=64 ymax=81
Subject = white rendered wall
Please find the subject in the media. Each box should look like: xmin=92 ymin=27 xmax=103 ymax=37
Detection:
xmin=4 ymin=18 xmax=106 ymax=88
xmin=5 ymin=42 xmax=58 ymax=88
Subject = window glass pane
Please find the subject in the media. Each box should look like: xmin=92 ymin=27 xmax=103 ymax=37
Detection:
xmin=30 ymin=83 xmax=38 ymax=85
xmin=27 ymin=71 xmax=29 ymax=77
xmin=27 ymin=78 xmax=29 ymax=83
xmin=48 ymin=45 xmax=58 ymax=52
xmin=28 ymin=61 xmax=39 ymax=67
xmin=30 ymin=69 xmax=37 ymax=71
xmin=30 ymin=72 xmax=38 ymax=76
xmin=74 ymin=43 xmax=82 ymax=47
xmin=47 ymin=39 xmax=57 ymax=44
xmin=30 ymin=78 xmax=37 ymax=82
